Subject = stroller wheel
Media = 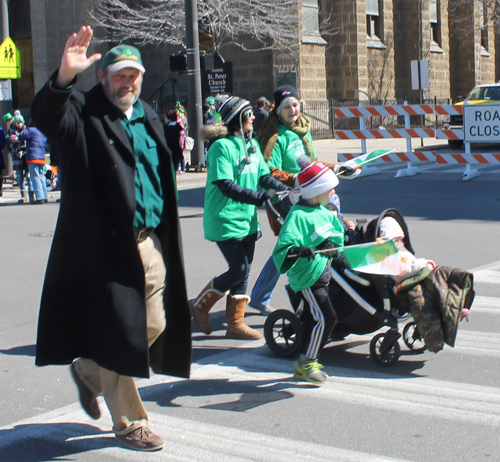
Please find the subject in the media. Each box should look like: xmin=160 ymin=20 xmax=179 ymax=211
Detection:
xmin=402 ymin=321 xmax=427 ymax=353
xmin=370 ymin=332 xmax=401 ymax=366
xmin=264 ymin=309 xmax=303 ymax=358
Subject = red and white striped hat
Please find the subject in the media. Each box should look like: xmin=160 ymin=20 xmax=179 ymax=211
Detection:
xmin=298 ymin=161 xmax=339 ymax=200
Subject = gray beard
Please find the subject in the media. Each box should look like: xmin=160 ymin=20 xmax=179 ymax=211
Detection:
xmin=102 ymin=77 xmax=140 ymax=112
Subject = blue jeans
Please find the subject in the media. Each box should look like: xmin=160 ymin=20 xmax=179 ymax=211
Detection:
xmin=214 ymin=238 xmax=255 ymax=295
xmin=15 ymin=169 xmax=27 ymax=198
xmin=28 ymin=163 xmax=48 ymax=200
xmin=250 ymin=255 xmax=281 ymax=306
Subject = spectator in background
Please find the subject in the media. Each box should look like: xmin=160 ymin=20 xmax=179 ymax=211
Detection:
xmin=3 ymin=112 xmax=13 ymax=130
xmin=253 ymin=97 xmax=269 ymax=137
xmin=203 ymin=103 xmax=214 ymax=126
xmin=8 ymin=115 xmax=29 ymax=203
xmin=163 ymin=109 xmax=184 ymax=175
xmin=205 ymin=96 xmax=222 ymax=123
xmin=175 ymin=102 xmax=188 ymax=154
xmin=202 ymin=103 xmax=214 ymax=163
xmin=19 ymin=124 xmax=48 ymax=204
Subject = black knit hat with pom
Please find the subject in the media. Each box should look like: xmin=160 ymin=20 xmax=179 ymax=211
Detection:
xmin=215 ymin=94 xmax=252 ymax=128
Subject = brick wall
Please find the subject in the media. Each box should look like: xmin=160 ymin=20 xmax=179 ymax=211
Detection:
xmin=30 ymin=0 xmax=103 ymax=93
xmin=367 ymin=0 xmax=396 ymax=102
xmin=323 ymin=0 xmax=363 ymax=100
xmin=449 ymin=0 xmax=496 ymax=100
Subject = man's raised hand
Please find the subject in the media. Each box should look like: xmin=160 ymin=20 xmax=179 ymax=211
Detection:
xmin=56 ymin=26 xmax=102 ymax=87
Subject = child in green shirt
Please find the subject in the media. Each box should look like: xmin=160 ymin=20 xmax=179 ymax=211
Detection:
xmin=273 ymin=161 xmax=345 ymax=385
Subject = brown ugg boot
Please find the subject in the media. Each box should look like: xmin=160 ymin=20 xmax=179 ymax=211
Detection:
xmin=225 ymin=294 xmax=262 ymax=340
xmin=189 ymin=279 xmax=228 ymax=335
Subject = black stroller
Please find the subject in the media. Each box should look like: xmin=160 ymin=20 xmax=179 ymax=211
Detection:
xmin=264 ymin=199 xmax=433 ymax=367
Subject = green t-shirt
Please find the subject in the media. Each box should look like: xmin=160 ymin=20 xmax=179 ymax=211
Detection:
xmin=273 ymin=203 xmax=344 ymax=291
xmin=204 ymin=135 xmax=270 ymax=241
xmin=267 ymin=123 xmax=317 ymax=173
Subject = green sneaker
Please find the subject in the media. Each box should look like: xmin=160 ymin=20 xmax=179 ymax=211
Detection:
xmin=293 ymin=355 xmax=328 ymax=385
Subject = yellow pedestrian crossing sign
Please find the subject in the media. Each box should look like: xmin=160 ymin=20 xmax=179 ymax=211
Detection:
xmin=0 ymin=37 xmax=21 ymax=79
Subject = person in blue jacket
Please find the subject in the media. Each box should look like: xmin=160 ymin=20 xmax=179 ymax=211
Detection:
xmin=19 ymin=124 xmax=48 ymax=204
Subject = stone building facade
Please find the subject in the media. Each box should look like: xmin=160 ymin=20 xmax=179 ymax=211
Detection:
xmin=1 ymin=0 xmax=498 ymax=115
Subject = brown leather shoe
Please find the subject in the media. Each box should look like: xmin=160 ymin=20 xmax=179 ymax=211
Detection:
xmin=115 ymin=427 xmax=165 ymax=452
xmin=70 ymin=362 xmax=100 ymax=420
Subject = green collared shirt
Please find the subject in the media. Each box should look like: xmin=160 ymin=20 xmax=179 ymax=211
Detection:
xmin=120 ymin=100 xmax=163 ymax=230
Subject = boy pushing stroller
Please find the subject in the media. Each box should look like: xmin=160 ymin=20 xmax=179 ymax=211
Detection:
xmin=273 ymin=161 xmax=345 ymax=385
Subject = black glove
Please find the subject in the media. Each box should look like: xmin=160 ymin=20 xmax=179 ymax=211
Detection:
xmin=316 ymin=239 xmax=338 ymax=257
xmin=260 ymin=189 xmax=277 ymax=205
xmin=288 ymin=246 xmax=315 ymax=261
xmin=334 ymin=164 xmax=357 ymax=177
xmin=331 ymin=252 xmax=350 ymax=270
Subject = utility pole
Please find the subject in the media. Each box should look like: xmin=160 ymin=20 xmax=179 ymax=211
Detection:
xmin=184 ymin=0 xmax=204 ymax=170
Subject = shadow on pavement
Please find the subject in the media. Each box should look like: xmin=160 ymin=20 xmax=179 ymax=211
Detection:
xmin=0 ymin=344 xmax=36 ymax=357
xmin=0 ymin=422 xmax=118 ymax=461
xmin=141 ymin=377 xmax=304 ymax=412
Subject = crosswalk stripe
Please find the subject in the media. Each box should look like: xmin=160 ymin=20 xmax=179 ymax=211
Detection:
xmin=188 ymin=350 xmax=500 ymax=427
xmin=454 ymin=330 xmax=500 ymax=356
xmin=468 ymin=295 xmax=500 ymax=313
xmin=473 ymin=269 xmax=500 ymax=284
xmin=0 ymin=405 xmax=412 ymax=462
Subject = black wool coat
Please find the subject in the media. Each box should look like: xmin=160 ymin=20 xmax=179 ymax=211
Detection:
xmin=31 ymin=72 xmax=191 ymax=379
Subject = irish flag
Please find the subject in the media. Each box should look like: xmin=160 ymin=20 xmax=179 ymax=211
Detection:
xmin=341 ymin=148 xmax=399 ymax=169
xmin=341 ymin=239 xmax=405 ymax=276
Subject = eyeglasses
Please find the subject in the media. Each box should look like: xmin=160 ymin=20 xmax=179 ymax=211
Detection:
xmin=243 ymin=110 xmax=254 ymax=119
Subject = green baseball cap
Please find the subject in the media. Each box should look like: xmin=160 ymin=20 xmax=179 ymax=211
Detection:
xmin=205 ymin=96 xmax=215 ymax=105
xmin=3 ymin=113 xmax=12 ymax=122
xmin=101 ymin=45 xmax=146 ymax=73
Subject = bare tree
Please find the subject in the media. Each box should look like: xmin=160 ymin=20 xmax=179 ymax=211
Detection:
xmin=90 ymin=0 xmax=303 ymax=52
xmin=449 ymin=0 xmax=500 ymax=26
xmin=89 ymin=0 xmax=338 ymax=52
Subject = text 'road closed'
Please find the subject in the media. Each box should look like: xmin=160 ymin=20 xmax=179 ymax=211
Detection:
xmin=464 ymin=104 xmax=500 ymax=143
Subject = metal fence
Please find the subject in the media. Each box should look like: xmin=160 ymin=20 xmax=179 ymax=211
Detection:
xmin=301 ymin=98 xmax=452 ymax=140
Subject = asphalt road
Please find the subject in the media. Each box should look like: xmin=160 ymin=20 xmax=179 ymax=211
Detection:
xmin=1 ymin=156 xmax=500 ymax=461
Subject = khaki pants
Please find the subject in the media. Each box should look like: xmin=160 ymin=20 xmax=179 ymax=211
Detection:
xmin=74 ymin=235 xmax=166 ymax=434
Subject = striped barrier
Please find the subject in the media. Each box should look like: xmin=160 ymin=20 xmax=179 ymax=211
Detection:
xmin=436 ymin=153 xmax=500 ymax=164
xmin=337 ymin=128 xmax=463 ymax=140
xmin=337 ymin=128 xmax=464 ymax=140
xmin=436 ymin=153 xmax=500 ymax=181
xmin=436 ymin=128 xmax=463 ymax=140
xmin=336 ymin=128 xmax=435 ymax=140
xmin=334 ymin=104 xmax=435 ymax=118
xmin=338 ymin=151 xmax=436 ymax=163
xmin=333 ymin=102 xmax=490 ymax=180
xmin=334 ymin=104 xmax=462 ymax=118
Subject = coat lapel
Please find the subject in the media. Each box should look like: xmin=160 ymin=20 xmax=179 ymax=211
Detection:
xmin=90 ymin=85 xmax=135 ymax=162
xmin=102 ymin=113 xmax=135 ymax=162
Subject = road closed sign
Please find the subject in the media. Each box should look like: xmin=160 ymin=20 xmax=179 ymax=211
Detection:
xmin=464 ymin=104 xmax=500 ymax=143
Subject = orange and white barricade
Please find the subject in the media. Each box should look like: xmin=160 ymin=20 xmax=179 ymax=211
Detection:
xmin=335 ymin=102 xmax=440 ymax=177
xmin=334 ymin=102 xmax=471 ymax=178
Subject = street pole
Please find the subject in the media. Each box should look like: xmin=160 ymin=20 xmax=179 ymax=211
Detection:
xmin=184 ymin=0 xmax=204 ymax=170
